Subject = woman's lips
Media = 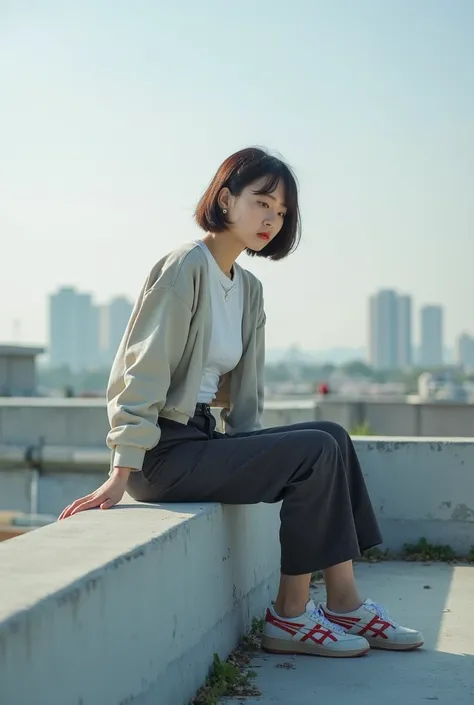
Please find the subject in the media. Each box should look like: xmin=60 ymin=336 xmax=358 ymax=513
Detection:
xmin=257 ymin=232 xmax=270 ymax=240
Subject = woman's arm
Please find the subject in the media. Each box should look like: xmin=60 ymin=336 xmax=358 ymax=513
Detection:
xmin=58 ymin=283 xmax=192 ymax=519
xmin=106 ymin=284 xmax=193 ymax=470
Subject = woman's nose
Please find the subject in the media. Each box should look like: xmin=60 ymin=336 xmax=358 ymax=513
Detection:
xmin=263 ymin=212 xmax=276 ymax=226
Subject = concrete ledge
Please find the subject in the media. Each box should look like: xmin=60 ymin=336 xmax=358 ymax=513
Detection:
xmin=0 ymin=497 xmax=280 ymax=705
xmin=1 ymin=438 xmax=474 ymax=704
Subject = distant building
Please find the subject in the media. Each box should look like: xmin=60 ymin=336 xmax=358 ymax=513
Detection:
xmin=397 ymin=295 xmax=413 ymax=369
xmin=369 ymin=290 xmax=398 ymax=370
xmin=50 ymin=287 xmax=77 ymax=370
xmin=107 ymin=297 xmax=133 ymax=363
xmin=418 ymin=370 xmax=467 ymax=402
xmin=0 ymin=345 xmax=45 ymax=396
xmin=76 ymin=292 xmax=100 ymax=371
xmin=49 ymin=287 xmax=100 ymax=372
xmin=369 ymin=290 xmax=412 ymax=370
xmin=456 ymin=333 xmax=474 ymax=369
xmin=420 ymin=306 xmax=443 ymax=368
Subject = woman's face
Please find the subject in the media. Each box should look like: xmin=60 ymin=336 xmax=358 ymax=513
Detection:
xmin=221 ymin=177 xmax=287 ymax=252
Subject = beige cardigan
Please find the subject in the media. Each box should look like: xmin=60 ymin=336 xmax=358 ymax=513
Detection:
xmin=106 ymin=241 xmax=266 ymax=472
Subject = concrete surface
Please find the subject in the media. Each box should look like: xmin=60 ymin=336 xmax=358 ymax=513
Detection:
xmin=0 ymin=495 xmax=280 ymax=705
xmin=2 ymin=438 xmax=474 ymax=554
xmin=223 ymin=562 xmax=474 ymax=705
xmin=317 ymin=398 xmax=474 ymax=437
xmin=2 ymin=397 xmax=474 ymax=448
xmin=353 ymin=437 xmax=474 ymax=554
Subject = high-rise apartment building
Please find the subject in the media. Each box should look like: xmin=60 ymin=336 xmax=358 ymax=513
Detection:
xmin=49 ymin=287 xmax=100 ymax=372
xmin=49 ymin=288 xmax=134 ymax=371
xmin=76 ymin=292 xmax=100 ymax=371
xmin=49 ymin=287 xmax=79 ymax=370
xmin=369 ymin=290 xmax=412 ymax=370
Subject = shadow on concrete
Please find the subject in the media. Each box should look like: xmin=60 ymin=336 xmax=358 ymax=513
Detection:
xmin=225 ymin=562 xmax=474 ymax=705
xmin=241 ymin=648 xmax=474 ymax=705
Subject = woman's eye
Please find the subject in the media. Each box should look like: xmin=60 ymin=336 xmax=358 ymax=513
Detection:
xmin=279 ymin=212 xmax=286 ymax=218
xmin=258 ymin=201 xmax=269 ymax=208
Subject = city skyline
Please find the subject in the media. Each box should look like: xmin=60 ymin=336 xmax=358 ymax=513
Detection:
xmin=368 ymin=287 xmax=474 ymax=370
xmin=12 ymin=283 xmax=474 ymax=371
xmin=48 ymin=286 xmax=133 ymax=371
xmin=2 ymin=282 xmax=473 ymax=365
xmin=1 ymin=3 xmax=473 ymax=350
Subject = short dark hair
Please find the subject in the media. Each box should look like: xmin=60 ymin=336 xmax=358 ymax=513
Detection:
xmin=194 ymin=147 xmax=301 ymax=260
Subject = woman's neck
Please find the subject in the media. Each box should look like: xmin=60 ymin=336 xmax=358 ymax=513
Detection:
xmin=201 ymin=232 xmax=245 ymax=279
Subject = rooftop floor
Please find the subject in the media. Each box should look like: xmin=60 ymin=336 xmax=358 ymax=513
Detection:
xmin=224 ymin=561 xmax=474 ymax=705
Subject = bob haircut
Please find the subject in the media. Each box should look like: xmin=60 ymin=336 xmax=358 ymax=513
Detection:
xmin=194 ymin=147 xmax=301 ymax=260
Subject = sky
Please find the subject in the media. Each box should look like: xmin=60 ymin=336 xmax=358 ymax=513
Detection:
xmin=1 ymin=0 xmax=473 ymax=352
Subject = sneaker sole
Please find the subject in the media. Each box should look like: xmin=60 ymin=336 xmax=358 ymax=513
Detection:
xmin=261 ymin=635 xmax=369 ymax=658
xmin=366 ymin=639 xmax=424 ymax=651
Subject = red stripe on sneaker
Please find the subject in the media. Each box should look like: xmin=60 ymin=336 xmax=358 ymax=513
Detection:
xmin=265 ymin=609 xmax=305 ymax=637
xmin=301 ymin=624 xmax=338 ymax=645
xmin=357 ymin=616 xmax=391 ymax=640
xmin=322 ymin=613 xmax=360 ymax=628
xmin=325 ymin=611 xmax=391 ymax=640
xmin=325 ymin=615 xmax=359 ymax=624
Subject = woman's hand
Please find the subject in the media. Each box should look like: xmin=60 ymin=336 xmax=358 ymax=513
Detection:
xmin=58 ymin=467 xmax=132 ymax=520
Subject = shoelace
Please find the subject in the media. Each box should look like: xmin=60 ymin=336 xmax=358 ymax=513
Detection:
xmin=367 ymin=600 xmax=398 ymax=627
xmin=310 ymin=607 xmax=346 ymax=635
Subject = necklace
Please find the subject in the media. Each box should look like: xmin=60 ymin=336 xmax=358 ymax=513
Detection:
xmin=219 ymin=279 xmax=234 ymax=301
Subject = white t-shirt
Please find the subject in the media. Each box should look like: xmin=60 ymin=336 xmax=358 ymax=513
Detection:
xmin=195 ymin=240 xmax=244 ymax=404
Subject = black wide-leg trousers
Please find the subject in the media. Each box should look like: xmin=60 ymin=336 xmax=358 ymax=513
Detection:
xmin=126 ymin=405 xmax=383 ymax=575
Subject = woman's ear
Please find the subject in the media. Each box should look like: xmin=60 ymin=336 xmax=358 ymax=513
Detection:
xmin=218 ymin=187 xmax=231 ymax=211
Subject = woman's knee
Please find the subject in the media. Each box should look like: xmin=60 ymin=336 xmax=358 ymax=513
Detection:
xmin=285 ymin=428 xmax=339 ymax=457
xmin=313 ymin=421 xmax=350 ymax=449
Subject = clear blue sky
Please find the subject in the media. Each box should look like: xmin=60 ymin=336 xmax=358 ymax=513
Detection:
xmin=1 ymin=0 xmax=473 ymax=351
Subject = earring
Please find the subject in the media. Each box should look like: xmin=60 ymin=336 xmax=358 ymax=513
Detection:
xmin=222 ymin=208 xmax=228 ymax=214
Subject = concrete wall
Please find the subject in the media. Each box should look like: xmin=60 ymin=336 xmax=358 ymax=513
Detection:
xmin=0 ymin=498 xmax=280 ymax=705
xmin=1 ymin=439 xmax=474 ymax=705
xmin=1 ymin=439 xmax=474 ymax=552
xmin=417 ymin=403 xmax=474 ymax=437
xmin=316 ymin=399 xmax=474 ymax=436
xmin=353 ymin=438 xmax=474 ymax=554
xmin=0 ymin=398 xmax=108 ymax=447
xmin=1 ymin=398 xmax=473 ymax=451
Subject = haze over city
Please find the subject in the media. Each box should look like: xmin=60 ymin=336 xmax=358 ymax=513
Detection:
xmin=1 ymin=1 xmax=473 ymax=353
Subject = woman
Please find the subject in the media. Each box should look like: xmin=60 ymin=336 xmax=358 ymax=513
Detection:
xmin=59 ymin=147 xmax=423 ymax=658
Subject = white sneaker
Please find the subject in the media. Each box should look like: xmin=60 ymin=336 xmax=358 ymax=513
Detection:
xmin=262 ymin=599 xmax=370 ymax=658
xmin=322 ymin=599 xmax=424 ymax=651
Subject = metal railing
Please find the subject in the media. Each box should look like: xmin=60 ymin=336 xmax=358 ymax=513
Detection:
xmin=0 ymin=440 xmax=109 ymax=516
